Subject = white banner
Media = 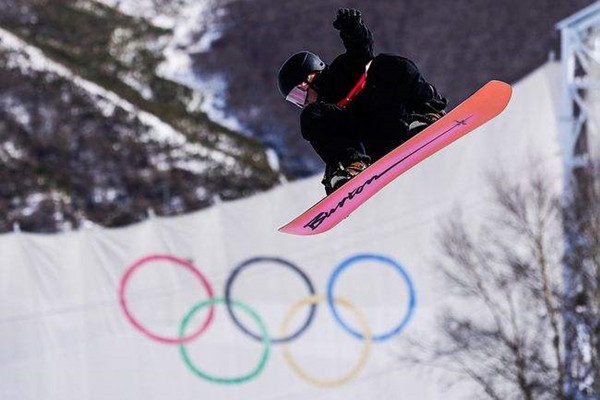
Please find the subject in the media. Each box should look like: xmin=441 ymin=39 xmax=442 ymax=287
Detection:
xmin=0 ymin=63 xmax=563 ymax=400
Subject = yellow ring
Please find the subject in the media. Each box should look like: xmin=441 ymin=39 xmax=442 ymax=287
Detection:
xmin=279 ymin=294 xmax=372 ymax=388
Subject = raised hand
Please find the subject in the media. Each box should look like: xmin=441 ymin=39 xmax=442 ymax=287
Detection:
xmin=333 ymin=8 xmax=363 ymax=31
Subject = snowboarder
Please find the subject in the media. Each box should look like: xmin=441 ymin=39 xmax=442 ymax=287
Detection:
xmin=278 ymin=8 xmax=448 ymax=194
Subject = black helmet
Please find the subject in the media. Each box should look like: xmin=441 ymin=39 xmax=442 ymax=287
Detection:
xmin=277 ymin=51 xmax=326 ymax=97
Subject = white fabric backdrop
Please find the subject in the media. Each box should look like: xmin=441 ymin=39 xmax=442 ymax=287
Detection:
xmin=0 ymin=62 xmax=563 ymax=400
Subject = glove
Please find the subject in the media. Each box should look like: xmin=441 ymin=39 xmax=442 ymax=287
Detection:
xmin=333 ymin=8 xmax=362 ymax=31
xmin=409 ymin=110 xmax=446 ymax=125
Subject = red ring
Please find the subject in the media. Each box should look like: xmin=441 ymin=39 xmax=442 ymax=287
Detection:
xmin=119 ymin=254 xmax=215 ymax=344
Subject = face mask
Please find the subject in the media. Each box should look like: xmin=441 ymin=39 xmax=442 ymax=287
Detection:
xmin=285 ymin=86 xmax=309 ymax=108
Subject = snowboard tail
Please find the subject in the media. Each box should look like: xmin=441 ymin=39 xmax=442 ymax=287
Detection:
xmin=279 ymin=80 xmax=513 ymax=236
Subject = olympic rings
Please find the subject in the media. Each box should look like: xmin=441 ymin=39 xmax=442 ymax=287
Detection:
xmin=119 ymin=253 xmax=416 ymax=386
xmin=119 ymin=254 xmax=215 ymax=344
xmin=179 ymin=297 xmax=271 ymax=384
xmin=225 ymin=257 xmax=317 ymax=344
xmin=280 ymin=295 xmax=371 ymax=388
xmin=327 ymin=254 xmax=416 ymax=342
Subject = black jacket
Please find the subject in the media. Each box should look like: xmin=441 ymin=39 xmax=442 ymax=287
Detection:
xmin=301 ymin=16 xmax=447 ymax=163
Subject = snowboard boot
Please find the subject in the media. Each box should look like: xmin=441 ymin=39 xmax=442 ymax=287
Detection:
xmin=407 ymin=94 xmax=447 ymax=137
xmin=408 ymin=110 xmax=446 ymax=136
xmin=322 ymin=156 xmax=370 ymax=195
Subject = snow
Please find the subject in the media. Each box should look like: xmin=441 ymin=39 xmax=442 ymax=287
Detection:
xmin=4 ymin=142 xmax=23 ymax=159
xmin=95 ymin=0 xmax=251 ymax=135
xmin=0 ymin=97 xmax=31 ymax=129
xmin=120 ymin=72 xmax=154 ymax=100
xmin=20 ymin=193 xmax=43 ymax=217
xmin=92 ymin=0 xmax=256 ymax=144
xmin=177 ymin=73 xmax=249 ymax=134
xmin=92 ymin=0 xmax=189 ymax=29
xmin=20 ymin=191 xmax=69 ymax=217
xmin=154 ymin=0 xmax=250 ymax=134
xmin=92 ymin=187 xmax=119 ymax=203
xmin=1 ymin=27 xmax=137 ymax=117
xmin=107 ymin=27 xmax=164 ymax=100
xmin=0 ymin=26 xmax=239 ymax=174
xmin=108 ymin=27 xmax=137 ymax=65
xmin=266 ymin=148 xmax=281 ymax=172
xmin=0 ymin=29 xmax=72 ymax=77
xmin=1 ymin=141 xmax=24 ymax=161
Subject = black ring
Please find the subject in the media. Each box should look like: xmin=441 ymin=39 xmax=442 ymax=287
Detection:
xmin=224 ymin=256 xmax=317 ymax=344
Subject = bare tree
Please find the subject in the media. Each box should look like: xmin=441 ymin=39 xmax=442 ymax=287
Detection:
xmin=401 ymin=163 xmax=599 ymax=399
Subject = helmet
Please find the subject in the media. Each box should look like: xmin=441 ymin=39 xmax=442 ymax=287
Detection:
xmin=277 ymin=51 xmax=326 ymax=98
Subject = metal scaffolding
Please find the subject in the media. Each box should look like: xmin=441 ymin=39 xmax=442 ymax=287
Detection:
xmin=558 ymin=2 xmax=600 ymax=175
xmin=557 ymin=2 xmax=600 ymax=398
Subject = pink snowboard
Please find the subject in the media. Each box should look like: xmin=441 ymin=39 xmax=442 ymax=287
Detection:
xmin=279 ymin=80 xmax=513 ymax=236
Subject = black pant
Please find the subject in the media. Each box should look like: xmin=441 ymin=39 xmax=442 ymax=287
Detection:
xmin=301 ymin=100 xmax=409 ymax=165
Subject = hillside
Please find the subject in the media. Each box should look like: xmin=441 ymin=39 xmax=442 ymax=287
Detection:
xmin=0 ymin=0 xmax=279 ymax=233
xmin=0 ymin=0 xmax=593 ymax=233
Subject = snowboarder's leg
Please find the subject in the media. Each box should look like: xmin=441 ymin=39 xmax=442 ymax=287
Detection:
xmin=301 ymin=103 xmax=370 ymax=194
xmin=360 ymin=116 xmax=409 ymax=162
xmin=321 ymin=148 xmax=371 ymax=195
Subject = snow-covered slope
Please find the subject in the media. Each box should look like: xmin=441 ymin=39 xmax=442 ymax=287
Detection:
xmin=0 ymin=0 xmax=279 ymax=233
xmin=1 ymin=27 xmax=236 ymax=168
xmin=95 ymin=0 xmax=247 ymax=134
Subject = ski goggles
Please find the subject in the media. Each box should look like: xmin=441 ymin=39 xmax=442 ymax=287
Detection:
xmin=285 ymin=73 xmax=317 ymax=108
xmin=285 ymin=85 xmax=309 ymax=108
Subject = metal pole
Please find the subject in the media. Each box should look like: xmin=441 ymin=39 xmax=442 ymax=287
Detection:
xmin=558 ymin=8 xmax=600 ymax=398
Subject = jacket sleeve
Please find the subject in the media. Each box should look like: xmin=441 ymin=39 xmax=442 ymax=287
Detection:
xmin=409 ymin=82 xmax=448 ymax=115
xmin=402 ymin=60 xmax=448 ymax=115
xmin=300 ymin=102 xmax=355 ymax=165
xmin=336 ymin=13 xmax=374 ymax=59
xmin=300 ymin=102 xmax=346 ymax=142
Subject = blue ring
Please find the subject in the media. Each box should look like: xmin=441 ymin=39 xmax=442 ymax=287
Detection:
xmin=225 ymin=256 xmax=317 ymax=344
xmin=326 ymin=254 xmax=416 ymax=342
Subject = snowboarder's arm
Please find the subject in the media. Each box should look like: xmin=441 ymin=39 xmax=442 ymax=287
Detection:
xmin=333 ymin=8 xmax=374 ymax=59
xmin=401 ymin=59 xmax=447 ymax=117
xmin=409 ymin=83 xmax=448 ymax=118
xmin=300 ymin=102 xmax=346 ymax=141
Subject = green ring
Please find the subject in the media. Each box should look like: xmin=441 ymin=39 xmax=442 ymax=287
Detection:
xmin=178 ymin=297 xmax=271 ymax=384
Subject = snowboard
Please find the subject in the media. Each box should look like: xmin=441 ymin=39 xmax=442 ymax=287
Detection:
xmin=278 ymin=80 xmax=513 ymax=236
